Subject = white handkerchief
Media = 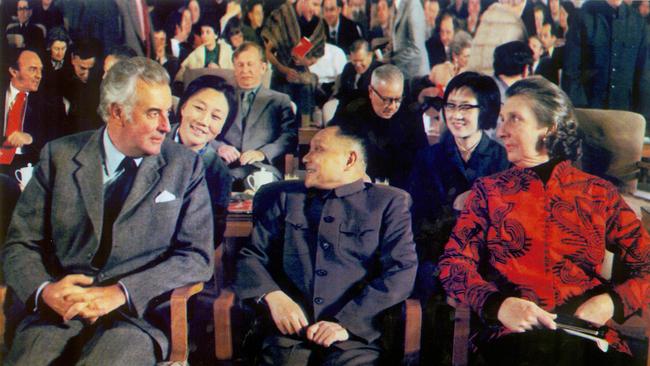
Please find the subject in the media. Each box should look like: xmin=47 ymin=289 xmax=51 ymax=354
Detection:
xmin=155 ymin=190 xmax=176 ymax=203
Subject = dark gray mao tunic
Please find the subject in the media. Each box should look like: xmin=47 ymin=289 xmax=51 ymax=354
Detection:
xmin=235 ymin=179 xmax=418 ymax=345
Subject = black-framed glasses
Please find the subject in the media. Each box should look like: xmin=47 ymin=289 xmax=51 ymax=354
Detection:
xmin=370 ymin=85 xmax=403 ymax=106
xmin=443 ymin=103 xmax=480 ymax=113
xmin=17 ymin=6 xmax=31 ymax=11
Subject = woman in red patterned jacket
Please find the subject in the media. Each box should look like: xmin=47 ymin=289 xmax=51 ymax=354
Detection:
xmin=439 ymin=76 xmax=650 ymax=365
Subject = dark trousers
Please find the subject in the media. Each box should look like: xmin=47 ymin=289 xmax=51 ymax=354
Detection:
xmin=261 ymin=336 xmax=381 ymax=366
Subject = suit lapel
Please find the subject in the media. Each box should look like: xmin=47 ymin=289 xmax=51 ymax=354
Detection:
xmin=127 ymin=0 xmax=145 ymax=40
xmin=119 ymin=150 xmax=165 ymax=218
xmin=393 ymin=0 xmax=407 ymax=33
xmin=73 ymin=129 xmax=105 ymax=242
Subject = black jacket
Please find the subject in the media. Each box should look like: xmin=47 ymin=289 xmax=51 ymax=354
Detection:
xmin=325 ymin=15 xmax=363 ymax=54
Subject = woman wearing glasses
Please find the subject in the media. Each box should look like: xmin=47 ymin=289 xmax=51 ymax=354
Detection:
xmin=408 ymin=71 xmax=509 ymax=300
xmin=439 ymin=77 xmax=650 ymax=365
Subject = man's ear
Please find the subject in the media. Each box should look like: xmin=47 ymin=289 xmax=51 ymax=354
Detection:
xmin=108 ymin=103 xmax=126 ymax=124
xmin=8 ymin=66 xmax=18 ymax=79
xmin=345 ymin=150 xmax=358 ymax=170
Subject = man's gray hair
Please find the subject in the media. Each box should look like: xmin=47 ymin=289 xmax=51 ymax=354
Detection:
xmin=98 ymin=57 xmax=170 ymax=122
xmin=450 ymin=30 xmax=472 ymax=57
xmin=370 ymin=64 xmax=404 ymax=88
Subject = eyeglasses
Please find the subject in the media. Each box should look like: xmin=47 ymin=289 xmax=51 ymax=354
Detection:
xmin=17 ymin=6 xmax=31 ymax=11
xmin=370 ymin=86 xmax=403 ymax=106
xmin=443 ymin=103 xmax=480 ymax=113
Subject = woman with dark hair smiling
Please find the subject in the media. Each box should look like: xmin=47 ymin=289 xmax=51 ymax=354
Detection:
xmin=173 ymin=75 xmax=237 ymax=245
xmin=439 ymin=76 xmax=650 ymax=365
xmin=408 ymin=71 xmax=509 ymax=299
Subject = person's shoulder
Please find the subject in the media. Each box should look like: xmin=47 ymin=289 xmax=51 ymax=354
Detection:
xmin=160 ymin=138 xmax=200 ymax=165
xmin=366 ymin=183 xmax=412 ymax=205
xmin=48 ymin=130 xmax=96 ymax=152
xmin=255 ymin=180 xmax=307 ymax=201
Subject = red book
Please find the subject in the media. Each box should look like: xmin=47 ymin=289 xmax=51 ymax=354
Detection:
xmin=292 ymin=37 xmax=313 ymax=59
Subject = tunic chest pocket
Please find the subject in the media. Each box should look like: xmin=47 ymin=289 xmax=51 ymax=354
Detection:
xmin=338 ymin=222 xmax=378 ymax=260
xmin=285 ymin=215 xmax=311 ymax=255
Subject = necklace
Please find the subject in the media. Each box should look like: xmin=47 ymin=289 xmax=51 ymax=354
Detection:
xmin=456 ymin=132 xmax=482 ymax=162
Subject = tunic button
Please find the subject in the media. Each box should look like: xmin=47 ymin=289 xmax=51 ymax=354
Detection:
xmin=323 ymin=216 xmax=335 ymax=223
xmin=321 ymin=241 xmax=331 ymax=250
xmin=316 ymin=269 xmax=328 ymax=276
xmin=314 ymin=297 xmax=324 ymax=304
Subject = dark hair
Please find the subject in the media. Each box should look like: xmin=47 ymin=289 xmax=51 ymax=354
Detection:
xmin=328 ymin=117 xmax=368 ymax=166
xmin=506 ymin=76 xmax=580 ymax=161
xmin=71 ymin=38 xmax=101 ymax=60
xmin=349 ymin=39 xmax=370 ymax=54
xmin=493 ymin=41 xmax=533 ymax=77
xmin=443 ymin=71 xmax=501 ymax=130
xmin=435 ymin=11 xmax=458 ymax=32
xmin=8 ymin=47 xmax=41 ymax=71
xmin=233 ymin=41 xmax=266 ymax=62
xmin=176 ymin=75 xmax=238 ymax=135
xmin=165 ymin=8 xmax=185 ymax=39
xmin=46 ymin=27 xmax=71 ymax=49
xmin=105 ymin=45 xmax=137 ymax=60
xmin=560 ymin=1 xmax=576 ymax=25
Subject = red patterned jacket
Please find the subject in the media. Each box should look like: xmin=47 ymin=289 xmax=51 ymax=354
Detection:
xmin=439 ymin=161 xmax=650 ymax=341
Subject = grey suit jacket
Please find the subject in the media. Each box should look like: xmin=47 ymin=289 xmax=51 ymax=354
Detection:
xmin=214 ymin=86 xmax=297 ymax=166
xmin=114 ymin=0 xmax=154 ymax=57
xmin=391 ymin=0 xmax=430 ymax=79
xmin=235 ymin=180 xmax=418 ymax=344
xmin=1 ymin=129 xmax=214 ymax=358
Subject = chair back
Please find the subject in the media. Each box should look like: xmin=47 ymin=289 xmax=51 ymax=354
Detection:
xmin=576 ymin=108 xmax=646 ymax=193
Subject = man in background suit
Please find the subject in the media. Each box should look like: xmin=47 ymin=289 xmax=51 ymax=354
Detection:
xmin=322 ymin=0 xmax=363 ymax=54
xmin=235 ymin=124 xmax=417 ymax=364
xmin=215 ymin=42 xmax=297 ymax=187
xmin=2 ymin=57 xmax=214 ymax=365
xmin=1 ymin=48 xmax=61 ymax=178
xmin=115 ymin=0 xmax=155 ymax=58
xmin=332 ymin=39 xmax=381 ymax=111
xmin=391 ymin=0 xmax=430 ymax=79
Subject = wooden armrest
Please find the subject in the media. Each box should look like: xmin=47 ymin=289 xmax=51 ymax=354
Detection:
xmin=451 ymin=300 xmax=471 ymax=366
xmin=168 ymin=282 xmax=204 ymax=362
xmin=214 ymin=289 xmax=236 ymax=360
xmin=404 ymin=299 xmax=422 ymax=355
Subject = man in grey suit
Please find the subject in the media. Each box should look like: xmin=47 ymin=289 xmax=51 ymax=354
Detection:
xmin=390 ymin=0 xmax=430 ymax=79
xmin=235 ymin=124 xmax=418 ymax=365
xmin=114 ymin=0 xmax=154 ymax=57
xmin=2 ymin=57 xmax=214 ymax=365
xmin=214 ymin=42 xmax=297 ymax=186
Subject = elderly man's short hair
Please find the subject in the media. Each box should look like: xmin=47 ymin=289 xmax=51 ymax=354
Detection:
xmin=450 ymin=30 xmax=472 ymax=57
xmin=370 ymin=64 xmax=404 ymax=88
xmin=98 ymin=57 xmax=170 ymax=122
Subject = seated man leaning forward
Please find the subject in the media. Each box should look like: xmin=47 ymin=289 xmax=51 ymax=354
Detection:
xmin=235 ymin=125 xmax=418 ymax=365
xmin=2 ymin=57 xmax=214 ymax=365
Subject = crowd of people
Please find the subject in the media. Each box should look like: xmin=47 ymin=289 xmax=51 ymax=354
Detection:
xmin=1 ymin=0 xmax=650 ymax=365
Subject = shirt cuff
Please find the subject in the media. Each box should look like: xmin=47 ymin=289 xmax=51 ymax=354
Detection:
xmin=117 ymin=280 xmax=135 ymax=314
xmin=33 ymin=281 xmax=51 ymax=312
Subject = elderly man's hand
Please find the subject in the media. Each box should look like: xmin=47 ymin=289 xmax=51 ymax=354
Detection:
xmin=497 ymin=297 xmax=557 ymax=333
xmin=64 ymin=284 xmax=127 ymax=324
xmin=264 ymin=290 xmax=309 ymax=336
xmin=6 ymin=131 xmax=33 ymax=147
xmin=41 ymin=274 xmax=95 ymax=321
xmin=218 ymin=145 xmax=241 ymax=164
xmin=574 ymin=293 xmax=614 ymax=326
xmin=306 ymin=321 xmax=349 ymax=347
xmin=239 ymin=150 xmax=265 ymax=165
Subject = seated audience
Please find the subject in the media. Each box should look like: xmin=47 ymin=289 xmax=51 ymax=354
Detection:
xmin=175 ymin=21 xmax=234 ymax=83
xmin=368 ymin=0 xmax=391 ymax=50
xmin=214 ymin=42 xmax=297 ymax=189
xmin=423 ymin=0 xmax=441 ymax=39
xmin=165 ymin=7 xmax=193 ymax=64
xmin=536 ymin=22 xmax=563 ymax=85
xmin=102 ymin=45 xmax=137 ymax=79
xmin=31 ymin=0 xmax=64 ymax=31
xmin=322 ymin=0 xmax=364 ymax=54
xmin=1 ymin=57 xmax=213 ymax=365
xmin=332 ymin=39 xmax=382 ymax=112
xmin=63 ymin=38 xmax=103 ymax=134
xmin=241 ymin=0 xmax=264 ymax=46
xmin=466 ymin=0 xmax=527 ymax=76
xmin=263 ymin=0 xmax=326 ymax=121
xmin=427 ymin=30 xmax=473 ymax=91
xmin=439 ymin=76 xmax=650 ymax=365
xmin=223 ymin=19 xmax=246 ymax=50
xmin=234 ymin=124 xmax=417 ymax=365
xmin=336 ymin=64 xmax=428 ymax=190
xmin=152 ymin=27 xmax=180 ymax=83
xmin=426 ymin=12 xmax=456 ymax=68
xmin=172 ymin=75 xmax=234 ymax=245
xmin=40 ymin=26 xmax=72 ymax=96
xmin=1 ymin=48 xmax=63 ymax=178
xmin=528 ymin=34 xmax=544 ymax=76
xmin=309 ymin=43 xmax=347 ymax=106
xmin=6 ymin=0 xmax=45 ymax=50
xmin=408 ymin=72 xmax=509 ymax=300
xmin=492 ymin=40 xmax=533 ymax=99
